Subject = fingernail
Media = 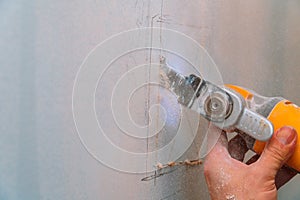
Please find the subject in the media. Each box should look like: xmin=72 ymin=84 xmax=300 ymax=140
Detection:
xmin=276 ymin=126 xmax=297 ymax=145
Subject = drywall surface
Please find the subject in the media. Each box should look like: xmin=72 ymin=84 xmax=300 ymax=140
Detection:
xmin=0 ymin=0 xmax=300 ymax=200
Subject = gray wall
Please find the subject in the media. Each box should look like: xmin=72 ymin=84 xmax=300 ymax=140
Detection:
xmin=0 ymin=0 xmax=300 ymax=199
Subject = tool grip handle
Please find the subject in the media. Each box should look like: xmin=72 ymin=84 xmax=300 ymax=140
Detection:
xmin=227 ymin=84 xmax=300 ymax=172
xmin=253 ymin=100 xmax=300 ymax=172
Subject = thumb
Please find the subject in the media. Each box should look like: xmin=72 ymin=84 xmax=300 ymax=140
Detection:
xmin=257 ymin=126 xmax=297 ymax=178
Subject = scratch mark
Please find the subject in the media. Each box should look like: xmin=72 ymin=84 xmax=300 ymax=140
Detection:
xmin=147 ymin=12 xmax=159 ymax=181
xmin=141 ymin=159 xmax=203 ymax=182
xmin=157 ymin=17 xmax=206 ymax=30
xmin=144 ymin=13 xmax=158 ymax=176
xmin=154 ymin=0 xmax=165 ymax=178
xmin=141 ymin=167 xmax=179 ymax=182
xmin=159 ymin=0 xmax=164 ymax=51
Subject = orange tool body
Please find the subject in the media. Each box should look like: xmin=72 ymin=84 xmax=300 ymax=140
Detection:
xmin=228 ymin=85 xmax=300 ymax=172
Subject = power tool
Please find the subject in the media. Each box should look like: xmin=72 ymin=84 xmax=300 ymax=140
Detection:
xmin=160 ymin=58 xmax=300 ymax=172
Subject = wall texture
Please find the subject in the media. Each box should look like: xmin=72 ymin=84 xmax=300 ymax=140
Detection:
xmin=0 ymin=0 xmax=300 ymax=199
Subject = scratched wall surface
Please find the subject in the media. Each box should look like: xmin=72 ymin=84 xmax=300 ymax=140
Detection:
xmin=1 ymin=0 xmax=300 ymax=200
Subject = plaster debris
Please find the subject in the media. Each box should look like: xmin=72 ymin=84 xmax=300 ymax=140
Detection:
xmin=142 ymin=159 xmax=203 ymax=182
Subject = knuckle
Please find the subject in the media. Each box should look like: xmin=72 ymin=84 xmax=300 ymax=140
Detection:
xmin=266 ymin=144 xmax=286 ymax=162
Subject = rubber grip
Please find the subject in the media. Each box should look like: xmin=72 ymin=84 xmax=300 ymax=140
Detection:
xmin=253 ymin=100 xmax=300 ymax=172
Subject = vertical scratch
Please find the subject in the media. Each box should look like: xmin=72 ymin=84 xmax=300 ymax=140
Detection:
xmin=156 ymin=0 xmax=164 ymax=168
xmin=146 ymin=26 xmax=152 ymax=175
xmin=144 ymin=0 xmax=150 ymax=176
xmin=159 ymin=0 xmax=164 ymax=52
xmin=147 ymin=13 xmax=158 ymax=173
xmin=145 ymin=0 xmax=154 ymax=175
xmin=160 ymin=0 xmax=164 ymax=51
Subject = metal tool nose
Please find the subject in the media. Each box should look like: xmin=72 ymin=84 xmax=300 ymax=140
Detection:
xmin=203 ymin=91 xmax=233 ymax=122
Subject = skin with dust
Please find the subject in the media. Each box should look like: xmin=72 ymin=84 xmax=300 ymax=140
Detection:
xmin=204 ymin=126 xmax=298 ymax=200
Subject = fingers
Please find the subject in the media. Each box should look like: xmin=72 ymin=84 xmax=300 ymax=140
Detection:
xmin=256 ymin=126 xmax=297 ymax=179
xmin=228 ymin=135 xmax=249 ymax=162
xmin=247 ymin=155 xmax=298 ymax=189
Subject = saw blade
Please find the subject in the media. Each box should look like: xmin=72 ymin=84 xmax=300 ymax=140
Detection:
xmin=159 ymin=61 xmax=199 ymax=107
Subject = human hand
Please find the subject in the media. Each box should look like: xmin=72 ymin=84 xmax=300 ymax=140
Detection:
xmin=204 ymin=126 xmax=298 ymax=200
